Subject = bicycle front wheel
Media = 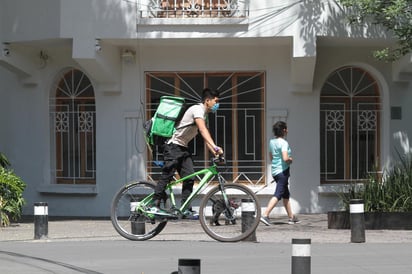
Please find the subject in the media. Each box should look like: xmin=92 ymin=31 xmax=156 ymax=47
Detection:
xmin=110 ymin=181 xmax=167 ymax=241
xmin=199 ymin=183 xmax=261 ymax=242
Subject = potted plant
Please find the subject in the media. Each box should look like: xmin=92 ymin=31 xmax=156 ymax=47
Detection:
xmin=328 ymin=151 xmax=412 ymax=230
xmin=0 ymin=152 xmax=26 ymax=227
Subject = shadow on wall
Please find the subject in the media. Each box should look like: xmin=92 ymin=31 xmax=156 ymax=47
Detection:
xmin=393 ymin=131 xmax=412 ymax=154
xmin=298 ymin=0 xmax=387 ymax=56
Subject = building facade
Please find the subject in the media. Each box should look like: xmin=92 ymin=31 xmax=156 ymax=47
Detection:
xmin=1 ymin=0 xmax=411 ymax=217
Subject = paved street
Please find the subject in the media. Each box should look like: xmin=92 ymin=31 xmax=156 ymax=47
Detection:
xmin=2 ymin=214 xmax=412 ymax=243
xmin=1 ymin=214 xmax=412 ymax=273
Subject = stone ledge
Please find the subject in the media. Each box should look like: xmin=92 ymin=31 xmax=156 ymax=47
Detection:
xmin=37 ymin=184 xmax=98 ymax=195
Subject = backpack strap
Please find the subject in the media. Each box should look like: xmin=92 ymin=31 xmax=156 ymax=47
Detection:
xmin=156 ymin=113 xmax=179 ymax=121
xmin=175 ymin=122 xmax=195 ymax=131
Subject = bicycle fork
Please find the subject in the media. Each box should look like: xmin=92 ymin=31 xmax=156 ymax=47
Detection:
xmin=217 ymin=175 xmax=237 ymax=223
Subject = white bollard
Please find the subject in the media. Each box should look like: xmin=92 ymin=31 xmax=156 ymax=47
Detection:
xmin=175 ymin=259 xmax=201 ymax=274
xmin=291 ymin=238 xmax=311 ymax=274
xmin=241 ymin=198 xmax=257 ymax=242
xmin=34 ymin=202 xmax=48 ymax=239
xmin=130 ymin=201 xmax=145 ymax=234
xmin=350 ymin=199 xmax=366 ymax=243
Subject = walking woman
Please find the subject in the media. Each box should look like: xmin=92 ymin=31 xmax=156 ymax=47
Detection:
xmin=260 ymin=121 xmax=300 ymax=226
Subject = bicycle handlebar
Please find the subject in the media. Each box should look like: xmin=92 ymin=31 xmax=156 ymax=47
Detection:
xmin=212 ymin=155 xmax=225 ymax=165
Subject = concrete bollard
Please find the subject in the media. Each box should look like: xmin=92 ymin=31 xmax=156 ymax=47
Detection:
xmin=171 ymin=258 xmax=200 ymax=274
xmin=130 ymin=201 xmax=145 ymax=234
xmin=291 ymin=238 xmax=311 ymax=274
xmin=34 ymin=202 xmax=48 ymax=239
xmin=241 ymin=198 xmax=257 ymax=242
xmin=131 ymin=220 xmax=145 ymax=235
xmin=350 ymin=199 xmax=366 ymax=243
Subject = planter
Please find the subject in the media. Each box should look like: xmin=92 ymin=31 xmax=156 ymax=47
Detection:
xmin=328 ymin=211 xmax=412 ymax=230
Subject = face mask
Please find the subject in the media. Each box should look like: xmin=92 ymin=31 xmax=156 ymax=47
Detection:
xmin=211 ymin=103 xmax=220 ymax=113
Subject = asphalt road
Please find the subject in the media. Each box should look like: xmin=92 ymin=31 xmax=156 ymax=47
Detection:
xmin=1 ymin=240 xmax=412 ymax=273
xmin=1 ymin=214 xmax=412 ymax=273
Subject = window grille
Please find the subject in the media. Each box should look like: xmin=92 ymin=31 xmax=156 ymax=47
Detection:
xmin=142 ymin=0 xmax=248 ymax=18
xmin=320 ymin=66 xmax=381 ymax=183
xmin=145 ymin=71 xmax=265 ymax=185
xmin=50 ymin=68 xmax=96 ymax=184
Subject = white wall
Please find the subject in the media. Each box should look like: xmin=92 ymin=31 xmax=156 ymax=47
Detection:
xmin=14 ymin=41 xmax=309 ymax=217
xmin=3 ymin=41 xmax=407 ymax=217
xmin=1 ymin=0 xmax=60 ymax=42
xmin=1 ymin=0 xmax=410 ymax=217
xmin=312 ymin=45 xmax=412 ymax=212
xmin=0 ymin=67 xmax=17 ymax=154
xmin=135 ymin=42 xmax=323 ymax=214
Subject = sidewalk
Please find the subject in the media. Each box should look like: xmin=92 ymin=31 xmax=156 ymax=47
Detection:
xmin=1 ymin=214 xmax=412 ymax=243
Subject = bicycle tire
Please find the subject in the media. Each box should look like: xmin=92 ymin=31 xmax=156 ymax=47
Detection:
xmin=199 ymin=183 xmax=261 ymax=242
xmin=110 ymin=181 xmax=167 ymax=241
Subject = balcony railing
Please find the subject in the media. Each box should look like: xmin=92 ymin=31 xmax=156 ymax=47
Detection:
xmin=140 ymin=0 xmax=248 ymax=18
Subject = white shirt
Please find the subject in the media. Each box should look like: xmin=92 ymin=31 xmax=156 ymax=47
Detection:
xmin=168 ymin=103 xmax=207 ymax=147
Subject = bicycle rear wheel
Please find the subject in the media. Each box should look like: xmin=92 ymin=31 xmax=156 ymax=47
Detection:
xmin=110 ymin=181 xmax=167 ymax=241
xmin=199 ymin=183 xmax=261 ymax=242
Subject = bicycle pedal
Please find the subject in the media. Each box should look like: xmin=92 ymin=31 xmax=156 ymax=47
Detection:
xmin=145 ymin=218 xmax=155 ymax=224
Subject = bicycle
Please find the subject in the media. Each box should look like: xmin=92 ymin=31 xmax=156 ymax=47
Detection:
xmin=110 ymin=156 xmax=261 ymax=242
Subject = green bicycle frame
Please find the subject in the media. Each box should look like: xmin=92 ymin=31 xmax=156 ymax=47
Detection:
xmin=136 ymin=161 xmax=225 ymax=215
xmin=167 ymin=164 xmax=219 ymax=212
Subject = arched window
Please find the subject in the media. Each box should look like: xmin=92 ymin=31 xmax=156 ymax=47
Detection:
xmin=320 ymin=66 xmax=381 ymax=184
xmin=50 ymin=68 xmax=96 ymax=184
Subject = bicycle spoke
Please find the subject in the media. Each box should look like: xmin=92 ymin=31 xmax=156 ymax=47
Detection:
xmin=199 ymin=183 xmax=261 ymax=242
xmin=110 ymin=181 xmax=167 ymax=241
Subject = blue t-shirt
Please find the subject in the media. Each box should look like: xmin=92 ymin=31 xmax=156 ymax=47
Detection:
xmin=269 ymin=137 xmax=291 ymax=176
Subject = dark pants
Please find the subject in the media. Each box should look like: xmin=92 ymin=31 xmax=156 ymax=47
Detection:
xmin=273 ymin=168 xmax=290 ymax=200
xmin=154 ymin=144 xmax=195 ymax=204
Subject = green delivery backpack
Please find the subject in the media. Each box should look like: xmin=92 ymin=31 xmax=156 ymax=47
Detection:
xmin=150 ymin=96 xmax=185 ymax=139
xmin=143 ymin=96 xmax=191 ymax=154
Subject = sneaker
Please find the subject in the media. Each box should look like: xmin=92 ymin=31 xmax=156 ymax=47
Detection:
xmin=182 ymin=209 xmax=199 ymax=220
xmin=288 ymin=216 xmax=301 ymax=224
xmin=260 ymin=216 xmax=271 ymax=226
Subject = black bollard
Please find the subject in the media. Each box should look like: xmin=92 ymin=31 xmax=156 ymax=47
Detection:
xmin=34 ymin=202 xmax=48 ymax=239
xmin=130 ymin=217 xmax=146 ymax=235
xmin=241 ymin=198 xmax=257 ymax=242
xmin=291 ymin=238 xmax=311 ymax=274
xmin=350 ymin=199 xmax=366 ymax=243
xmin=176 ymin=258 xmax=200 ymax=274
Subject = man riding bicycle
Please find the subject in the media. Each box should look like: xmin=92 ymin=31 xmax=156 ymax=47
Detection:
xmin=150 ymin=88 xmax=224 ymax=215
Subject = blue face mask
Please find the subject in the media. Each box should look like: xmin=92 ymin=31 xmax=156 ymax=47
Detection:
xmin=211 ymin=103 xmax=220 ymax=113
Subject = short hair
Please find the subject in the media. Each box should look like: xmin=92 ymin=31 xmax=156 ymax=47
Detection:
xmin=273 ymin=121 xmax=287 ymax=137
xmin=201 ymin=88 xmax=220 ymax=102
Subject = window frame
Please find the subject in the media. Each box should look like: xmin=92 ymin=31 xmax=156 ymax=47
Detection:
xmin=320 ymin=66 xmax=381 ymax=184
xmin=49 ymin=68 xmax=97 ymax=185
xmin=145 ymin=71 xmax=266 ymax=185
